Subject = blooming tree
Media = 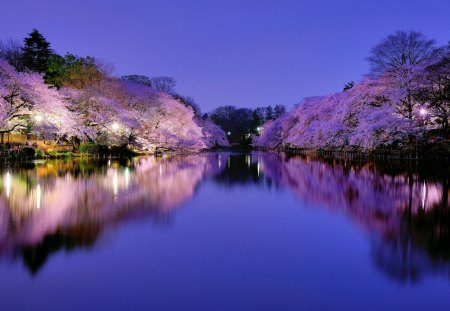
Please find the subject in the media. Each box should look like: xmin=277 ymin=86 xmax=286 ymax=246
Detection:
xmin=0 ymin=60 xmax=78 ymax=142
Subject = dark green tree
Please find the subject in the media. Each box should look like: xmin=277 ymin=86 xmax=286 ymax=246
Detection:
xmin=211 ymin=106 xmax=253 ymax=145
xmin=44 ymin=53 xmax=104 ymax=89
xmin=274 ymin=104 xmax=286 ymax=118
xmin=21 ymin=29 xmax=53 ymax=73
xmin=265 ymin=105 xmax=274 ymax=120
xmin=44 ymin=54 xmax=66 ymax=87
xmin=343 ymin=81 xmax=355 ymax=92
xmin=251 ymin=108 xmax=265 ymax=131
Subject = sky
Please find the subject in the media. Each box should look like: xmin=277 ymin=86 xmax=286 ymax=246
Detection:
xmin=1 ymin=0 xmax=449 ymax=112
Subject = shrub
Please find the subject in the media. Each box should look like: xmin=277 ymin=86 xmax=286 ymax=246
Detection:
xmin=47 ymin=149 xmax=58 ymax=158
xmin=19 ymin=146 xmax=35 ymax=157
xmin=79 ymin=142 xmax=100 ymax=154
xmin=35 ymin=148 xmax=45 ymax=158
xmin=63 ymin=151 xmax=74 ymax=158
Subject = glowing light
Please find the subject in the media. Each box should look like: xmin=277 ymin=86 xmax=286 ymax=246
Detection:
xmin=124 ymin=167 xmax=130 ymax=187
xmin=159 ymin=164 xmax=163 ymax=176
xmin=35 ymin=115 xmax=43 ymax=123
xmin=227 ymin=131 xmax=231 ymax=136
xmin=421 ymin=182 xmax=427 ymax=209
xmin=4 ymin=172 xmax=11 ymax=198
xmin=256 ymin=127 xmax=261 ymax=132
xmin=419 ymin=108 xmax=428 ymax=116
xmin=113 ymin=170 xmax=118 ymax=199
xmin=112 ymin=122 xmax=120 ymax=131
xmin=36 ymin=184 xmax=41 ymax=209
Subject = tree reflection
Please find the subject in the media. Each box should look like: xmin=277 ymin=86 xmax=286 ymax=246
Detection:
xmin=0 ymin=152 xmax=449 ymax=282
xmin=0 ymin=155 xmax=223 ymax=274
xmin=212 ymin=153 xmax=268 ymax=186
xmin=261 ymin=152 xmax=450 ymax=283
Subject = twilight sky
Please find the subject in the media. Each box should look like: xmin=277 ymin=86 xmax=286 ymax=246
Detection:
xmin=1 ymin=0 xmax=449 ymax=112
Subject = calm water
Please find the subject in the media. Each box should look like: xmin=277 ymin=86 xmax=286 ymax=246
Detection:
xmin=0 ymin=152 xmax=449 ymax=310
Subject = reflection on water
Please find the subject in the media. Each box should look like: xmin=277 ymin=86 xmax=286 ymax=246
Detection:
xmin=261 ymin=153 xmax=450 ymax=283
xmin=0 ymin=152 xmax=449 ymax=284
xmin=0 ymin=155 xmax=222 ymax=273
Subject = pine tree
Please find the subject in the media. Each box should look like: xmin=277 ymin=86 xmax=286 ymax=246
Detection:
xmin=21 ymin=29 xmax=53 ymax=73
xmin=265 ymin=105 xmax=274 ymax=120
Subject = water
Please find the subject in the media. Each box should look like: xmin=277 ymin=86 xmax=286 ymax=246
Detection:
xmin=0 ymin=152 xmax=449 ymax=310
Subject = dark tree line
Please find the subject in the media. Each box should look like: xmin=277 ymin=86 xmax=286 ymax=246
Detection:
xmin=209 ymin=104 xmax=286 ymax=145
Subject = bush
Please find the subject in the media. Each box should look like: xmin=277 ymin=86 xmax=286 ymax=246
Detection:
xmin=79 ymin=142 xmax=100 ymax=154
xmin=47 ymin=149 xmax=58 ymax=158
xmin=35 ymin=148 xmax=45 ymax=158
xmin=63 ymin=151 xmax=74 ymax=158
xmin=19 ymin=146 xmax=35 ymax=157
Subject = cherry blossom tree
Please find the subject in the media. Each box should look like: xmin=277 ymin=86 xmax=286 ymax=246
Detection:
xmin=256 ymin=31 xmax=447 ymax=151
xmin=367 ymin=31 xmax=440 ymax=122
xmin=412 ymin=44 xmax=450 ymax=135
xmin=196 ymin=117 xmax=230 ymax=148
xmin=0 ymin=60 xmax=78 ymax=143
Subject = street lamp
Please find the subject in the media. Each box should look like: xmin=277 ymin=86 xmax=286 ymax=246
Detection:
xmin=227 ymin=131 xmax=231 ymax=136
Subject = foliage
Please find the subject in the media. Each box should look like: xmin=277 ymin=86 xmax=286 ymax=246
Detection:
xmin=79 ymin=142 xmax=100 ymax=154
xmin=18 ymin=146 xmax=35 ymax=157
xmin=35 ymin=148 xmax=45 ymax=158
xmin=45 ymin=53 xmax=104 ymax=89
xmin=46 ymin=149 xmax=58 ymax=157
xmin=412 ymin=43 xmax=450 ymax=135
xmin=210 ymin=104 xmax=286 ymax=145
xmin=343 ymin=81 xmax=354 ymax=91
xmin=20 ymin=29 xmax=53 ymax=73
xmin=62 ymin=151 xmax=74 ymax=158
xmin=0 ymin=29 xmax=228 ymax=153
xmin=0 ymin=60 xmax=79 ymax=142
xmin=255 ymin=31 xmax=449 ymax=151
xmin=173 ymin=94 xmax=201 ymax=116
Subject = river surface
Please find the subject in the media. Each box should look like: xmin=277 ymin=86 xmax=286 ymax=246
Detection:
xmin=0 ymin=152 xmax=449 ymax=310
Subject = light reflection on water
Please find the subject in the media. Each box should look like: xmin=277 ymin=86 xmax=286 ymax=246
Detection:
xmin=0 ymin=152 xmax=449 ymax=309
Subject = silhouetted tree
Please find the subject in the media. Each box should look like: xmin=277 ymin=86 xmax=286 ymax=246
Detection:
xmin=151 ymin=76 xmax=176 ymax=94
xmin=0 ymin=38 xmax=24 ymax=70
xmin=343 ymin=81 xmax=354 ymax=91
xmin=121 ymin=74 xmax=153 ymax=87
xmin=266 ymin=105 xmax=274 ymax=120
xmin=274 ymin=104 xmax=286 ymax=118
xmin=21 ymin=29 xmax=53 ymax=73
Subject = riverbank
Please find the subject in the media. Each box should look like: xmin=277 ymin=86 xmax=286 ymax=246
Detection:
xmin=282 ymin=147 xmax=450 ymax=160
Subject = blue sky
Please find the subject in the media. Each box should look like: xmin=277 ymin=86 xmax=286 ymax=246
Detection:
xmin=1 ymin=0 xmax=449 ymax=112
